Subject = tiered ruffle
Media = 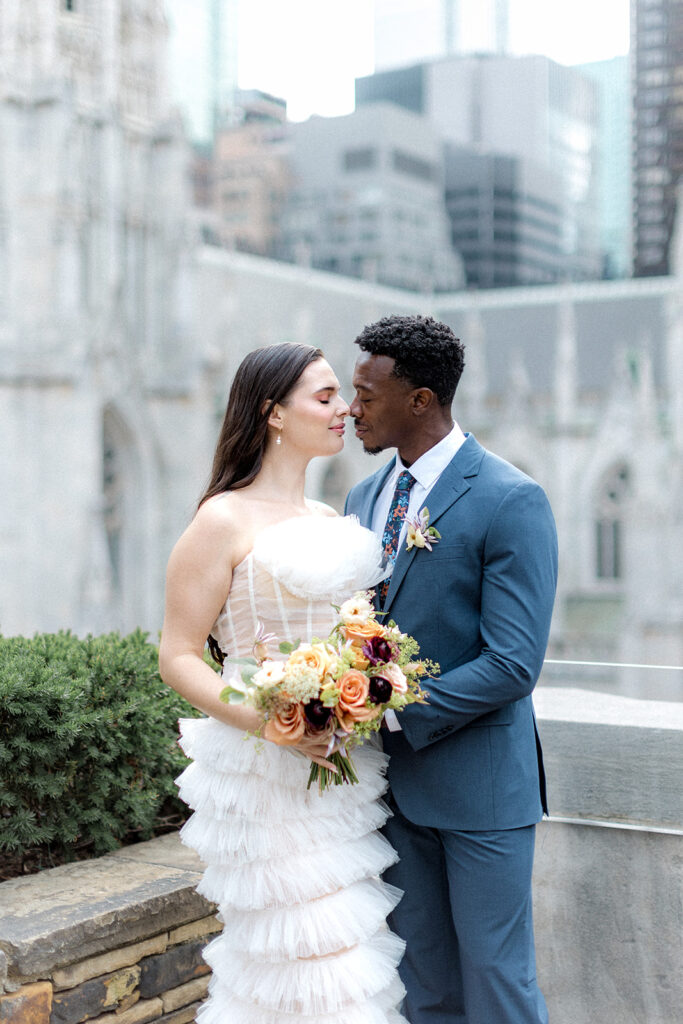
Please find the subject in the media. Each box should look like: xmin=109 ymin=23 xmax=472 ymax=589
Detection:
xmin=177 ymin=717 xmax=407 ymax=1023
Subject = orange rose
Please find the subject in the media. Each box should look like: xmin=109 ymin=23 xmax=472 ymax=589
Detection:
xmin=286 ymin=643 xmax=339 ymax=678
xmin=263 ymin=702 xmax=306 ymax=746
xmin=343 ymin=620 xmax=385 ymax=646
xmin=335 ymin=669 xmax=381 ymax=732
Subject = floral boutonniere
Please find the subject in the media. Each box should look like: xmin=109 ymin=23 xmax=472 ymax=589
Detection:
xmin=406 ymin=507 xmax=441 ymax=552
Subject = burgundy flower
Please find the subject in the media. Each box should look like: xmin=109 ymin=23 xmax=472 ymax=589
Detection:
xmin=369 ymin=676 xmax=393 ymax=704
xmin=362 ymin=635 xmax=397 ymax=666
xmin=303 ymin=699 xmax=334 ymax=729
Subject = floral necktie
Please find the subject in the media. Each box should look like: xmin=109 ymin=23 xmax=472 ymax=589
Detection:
xmin=378 ymin=470 xmax=416 ymax=608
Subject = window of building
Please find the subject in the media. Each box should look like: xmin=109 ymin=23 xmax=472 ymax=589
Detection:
xmin=392 ymin=150 xmax=435 ymax=182
xmin=638 ymin=108 xmax=661 ymax=127
xmin=595 ymin=465 xmax=630 ymax=580
xmin=640 ymin=224 xmax=668 ymax=243
xmin=639 ymin=202 xmax=665 ymax=223
xmin=640 ymin=126 xmax=667 ymax=146
xmin=641 ymin=68 xmax=669 ymax=86
xmin=641 ymin=9 xmax=665 ymax=27
xmin=343 ymin=148 xmax=377 ymax=172
xmin=641 ymin=28 xmax=667 ymax=46
xmin=639 ymin=165 xmax=669 ymax=184
xmin=641 ymin=49 xmax=667 ymax=68
xmin=640 ymin=243 xmax=665 ymax=265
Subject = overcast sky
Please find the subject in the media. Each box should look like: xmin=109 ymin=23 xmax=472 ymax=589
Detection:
xmin=237 ymin=0 xmax=630 ymax=121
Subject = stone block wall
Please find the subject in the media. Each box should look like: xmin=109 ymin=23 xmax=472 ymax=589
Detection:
xmin=0 ymin=835 xmax=220 ymax=1024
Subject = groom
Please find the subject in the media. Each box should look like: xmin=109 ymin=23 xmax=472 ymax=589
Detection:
xmin=345 ymin=315 xmax=557 ymax=1024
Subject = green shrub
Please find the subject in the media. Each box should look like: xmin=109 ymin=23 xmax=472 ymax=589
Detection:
xmin=0 ymin=629 xmax=203 ymax=873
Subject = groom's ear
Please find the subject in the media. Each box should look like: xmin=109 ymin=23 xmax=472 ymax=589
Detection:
xmin=409 ymin=388 xmax=436 ymax=416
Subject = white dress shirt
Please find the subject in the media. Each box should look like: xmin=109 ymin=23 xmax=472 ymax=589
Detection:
xmin=371 ymin=422 xmax=467 ymax=541
xmin=371 ymin=423 xmax=467 ymax=730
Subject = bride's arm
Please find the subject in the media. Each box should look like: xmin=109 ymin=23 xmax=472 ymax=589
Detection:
xmin=159 ymin=501 xmax=262 ymax=731
xmin=159 ymin=502 xmax=338 ymax=769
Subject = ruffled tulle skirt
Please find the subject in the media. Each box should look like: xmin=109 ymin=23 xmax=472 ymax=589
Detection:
xmin=177 ymin=717 xmax=408 ymax=1023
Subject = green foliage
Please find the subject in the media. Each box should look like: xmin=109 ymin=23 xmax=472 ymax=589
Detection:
xmin=0 ymin=630 xmax=202 ymax=870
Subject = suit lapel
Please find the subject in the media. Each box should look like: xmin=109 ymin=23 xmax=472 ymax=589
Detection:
xmin=381 ymin=434 xmax=485 ymax=614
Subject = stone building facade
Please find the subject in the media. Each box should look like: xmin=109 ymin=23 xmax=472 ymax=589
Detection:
xmin=1 ymin=0 xmax=681 ymax=685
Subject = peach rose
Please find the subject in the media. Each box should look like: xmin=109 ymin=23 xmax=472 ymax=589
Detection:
xmin=343 ymin=620 xmax=385 ymax=646
xmin=375 ymin=661 xmax=408 ymax=694
xmin=263 ymin=702 xmax=306 ymax=746
xmin=287 ymin=642 xmax=339 ymax=679
xmin=335 ymin=669 xmax=381 ymax=732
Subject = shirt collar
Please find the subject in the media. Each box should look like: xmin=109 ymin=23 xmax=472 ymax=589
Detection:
xmin=395 ymin=422 xmax=467 ymax=490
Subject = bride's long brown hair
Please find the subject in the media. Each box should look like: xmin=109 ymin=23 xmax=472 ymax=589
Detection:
xmin=199 ymin=342 xmax=323 ymax=509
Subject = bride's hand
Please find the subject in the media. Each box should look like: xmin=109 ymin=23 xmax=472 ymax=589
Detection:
xmin=291 ymin=732 xmax=339 ymax=773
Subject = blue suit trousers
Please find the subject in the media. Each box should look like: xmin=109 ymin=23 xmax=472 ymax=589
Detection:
xmin=383 ymin=794 xmax=549 ymax=1024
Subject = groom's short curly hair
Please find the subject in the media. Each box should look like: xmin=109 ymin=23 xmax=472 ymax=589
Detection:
xmin=354 ymin=315 xmax=465 ymax=406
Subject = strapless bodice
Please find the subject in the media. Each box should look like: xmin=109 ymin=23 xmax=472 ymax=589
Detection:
xmin=211 ymin=514 xmax=384 ymax=660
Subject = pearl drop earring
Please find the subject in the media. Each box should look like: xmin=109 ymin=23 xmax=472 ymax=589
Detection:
xmin=275 ymin=431 xmax=282 ymax=446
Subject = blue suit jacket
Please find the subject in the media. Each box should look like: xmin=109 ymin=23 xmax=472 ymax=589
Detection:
xmin=345 ymin=434 xmax=558 ymax=831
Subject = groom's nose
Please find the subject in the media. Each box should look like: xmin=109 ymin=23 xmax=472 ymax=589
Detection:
xmin=349 ymin=394 xmax=361 ymax=418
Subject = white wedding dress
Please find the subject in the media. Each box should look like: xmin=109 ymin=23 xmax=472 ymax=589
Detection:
xmin=176 ymin=515 xmax=408 ymax=1024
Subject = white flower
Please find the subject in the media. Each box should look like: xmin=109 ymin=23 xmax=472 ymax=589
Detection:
xmin=253 ymin=659 xmax=286 ymax=687
xmin=405 ymin=507 xmax=441 ymax=552
xmin=281 ymin=665 xmax=321 ymax=703
xmin=339 ymin=593 xmax=375 ymax=625
xmin=406 ymin=524 xmax=427 ymax=549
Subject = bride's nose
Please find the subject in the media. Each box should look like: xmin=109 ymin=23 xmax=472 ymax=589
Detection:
xmin=337 ymin=398 xmax=350 ymax=417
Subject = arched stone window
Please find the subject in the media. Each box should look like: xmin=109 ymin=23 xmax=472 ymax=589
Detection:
xmin=595 ymin=464 xmax=630 ymax=580
xmin=101 ymin=405 xmax=154 ymax=632
xmin=102 ymin=415 xmax=124 ymax=592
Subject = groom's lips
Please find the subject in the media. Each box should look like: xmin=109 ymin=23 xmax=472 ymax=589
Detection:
xmin=354 ymin=422 xmax=368 ymax=437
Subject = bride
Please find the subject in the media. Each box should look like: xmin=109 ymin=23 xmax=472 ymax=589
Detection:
xmin=159 ymin=342 xmax=407 ymax=1023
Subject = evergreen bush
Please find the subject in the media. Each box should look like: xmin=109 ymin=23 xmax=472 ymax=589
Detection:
xmin=0 ymin=629 xmax=203 ymax=877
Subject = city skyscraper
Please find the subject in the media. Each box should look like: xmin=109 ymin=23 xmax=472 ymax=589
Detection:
xmin=357 ymin=53 xmax=603 ymax=283
xmin=165 ymin=0 xmax=239 ymax=144
xmin=578 ymin=56 xmax=632 ymax=279
xmin=632 ymin=0 xmax=683 ymax=277
xmin=279 ymin=103 xmax=463 ymax=292
xmin=373 ymin=0 xmax=510 ymax=71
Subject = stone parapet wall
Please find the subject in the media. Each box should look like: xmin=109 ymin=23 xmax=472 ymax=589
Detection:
xmin=0 ymin=834 xmax=219 ymax=1024
xmin=1 ymin=688 xmax=682 ymax=1024
xmin=533 ymin=686 xmax=683 ymax=1024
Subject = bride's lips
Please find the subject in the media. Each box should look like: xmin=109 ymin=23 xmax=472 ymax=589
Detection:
xmin=329 ymin=424 xmax=345 ymax=435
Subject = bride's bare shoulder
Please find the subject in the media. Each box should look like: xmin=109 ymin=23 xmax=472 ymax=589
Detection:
xmin=179 ymin=492 xmax=252 ymax=565
xmin=305 ymin=498 xmax=339 ymax=518
xmin=194 ymin=491 xmax=244 ymax=529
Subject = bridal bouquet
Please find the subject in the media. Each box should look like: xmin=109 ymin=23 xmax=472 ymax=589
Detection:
xmin=220 ymin=590 xmax=434 ymax=792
